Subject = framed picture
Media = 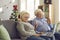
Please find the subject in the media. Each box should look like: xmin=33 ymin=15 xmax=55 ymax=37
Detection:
xmin=44 ymin=0 xmax=52 ymax=4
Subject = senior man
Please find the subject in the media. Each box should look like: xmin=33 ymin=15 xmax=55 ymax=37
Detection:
xmin=32 ymin=9 xmax=55 ymax=40
xmin=32 ymin=9 xmax=53 ymax=32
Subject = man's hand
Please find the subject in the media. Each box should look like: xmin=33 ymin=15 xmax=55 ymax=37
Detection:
xmin=34 ymin=21 xmax=38 ymax=30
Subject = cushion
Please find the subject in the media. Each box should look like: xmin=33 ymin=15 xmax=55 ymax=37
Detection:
xmin=0 ymin=18 xmax=2 ymax=25
xmin=11 ymin=39 xmax=21 ymax=40
xmin=0 ymin=25 xmax=11 ymax=40
xmin=2 ymin=20 xmax=20 ymax=39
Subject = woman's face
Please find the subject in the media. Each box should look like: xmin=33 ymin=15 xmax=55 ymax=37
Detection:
xmin=21 ymin=14 xmax=29 ymax=22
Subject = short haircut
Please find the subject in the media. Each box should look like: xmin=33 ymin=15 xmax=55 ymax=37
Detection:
xmin=34 ymin=9 xmax=44 ymax=16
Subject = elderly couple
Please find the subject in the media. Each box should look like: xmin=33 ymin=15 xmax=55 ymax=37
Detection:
xmin=17 ymin=9 xmax=53 ymax=40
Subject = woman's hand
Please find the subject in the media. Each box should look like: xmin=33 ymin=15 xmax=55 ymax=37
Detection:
xmin=33 ymin=34 xmax=41 ymax=37
xmin=39 ymin=32 xmax=44 ymax=34
xmin=34 ymin=32 xmax=45 ymax=37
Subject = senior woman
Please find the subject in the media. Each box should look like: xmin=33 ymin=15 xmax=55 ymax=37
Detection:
xmin=16 ymin=11 xmax=50 ymax=40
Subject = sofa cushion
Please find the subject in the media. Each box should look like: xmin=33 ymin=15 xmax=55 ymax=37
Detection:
xmin=0 ymin=19 xmax=2 ymax=25
xmin=0 ymin=25 xmax=11 ymax=40
xmin=2 ymin=20 xmax=20 ymax=39
xmin=11 ymin=39 xmax=21 ymax=40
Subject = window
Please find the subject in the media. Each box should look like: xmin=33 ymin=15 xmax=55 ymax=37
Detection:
xmin=0 ymin=7 xmax=3 ymax=12
xmin=20 ymin=0 xmax=40 ymax=20
xmin=20 ymin=0 xmax=26 ymax=11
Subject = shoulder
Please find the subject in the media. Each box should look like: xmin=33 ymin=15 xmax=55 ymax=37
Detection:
xmin=43 ymin=18 xmax=47 ymax=21
xmin=33 ymin=18 xmax=38 ymax=22
xmin=16 ymin=21 xmax=25 ymax=29
xmin=17 ymin=21 xmax=24 ymax=26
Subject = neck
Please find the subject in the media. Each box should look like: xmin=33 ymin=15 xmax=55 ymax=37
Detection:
xmin=36 ymin=17 xmax=42 ymax=19
xmin=22 ymin=20 xmax=28 ymax=22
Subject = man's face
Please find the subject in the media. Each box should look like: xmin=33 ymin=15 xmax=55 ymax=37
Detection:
xmin=36 ymin=11 xmax=44 ymax=18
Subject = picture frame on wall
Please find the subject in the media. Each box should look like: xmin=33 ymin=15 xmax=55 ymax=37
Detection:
xmin=44 ymin=0 xmax=52 ymax=4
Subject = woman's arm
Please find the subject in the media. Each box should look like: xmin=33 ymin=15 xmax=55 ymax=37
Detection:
xmin=17 ymin=22 xmax=37 ymax=36
xmin=17 ymin=22 xmax=42 ymax=37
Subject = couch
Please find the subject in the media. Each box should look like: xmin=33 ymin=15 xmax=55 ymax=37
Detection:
xmin=1 ymin=20 xmax=60 ymax=40
xmin=1 ymin=20 xmax=21 ymax=40
xmin=1 ymin=20 xmax=55 ymax=40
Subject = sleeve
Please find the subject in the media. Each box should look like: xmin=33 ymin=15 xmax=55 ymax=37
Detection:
xmin=32 ymin=20 xmax=39 ymax=26
xmin=31 ymin=20 xmax=36 ymax=26
xmin=48 ymin=24 xmax=53 ymax=30
xmin=17 ymin=22 xmax=35 ymax=36
xmin=45 ymin=18 xmax=53 ymax=30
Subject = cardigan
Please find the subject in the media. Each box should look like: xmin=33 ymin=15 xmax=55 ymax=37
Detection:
xmin=17 ymin=21 xmax=36 ymax=40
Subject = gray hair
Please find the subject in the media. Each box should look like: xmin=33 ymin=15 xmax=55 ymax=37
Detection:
xmin=34 ymin=9 xmax=44 ymax=16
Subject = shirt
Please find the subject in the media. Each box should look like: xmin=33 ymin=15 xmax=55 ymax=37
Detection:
xmin=32 ymin=17 xmax=51 ymax=32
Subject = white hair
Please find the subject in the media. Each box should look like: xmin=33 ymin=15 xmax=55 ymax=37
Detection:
xmin=20 ymin=11 xmax=29 ymax=18
xmin=34 ymin=9 xmax=44 ymax=16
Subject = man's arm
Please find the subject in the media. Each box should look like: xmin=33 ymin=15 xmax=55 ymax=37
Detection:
xmin=46 ymin=17 xmax=53 ymax=30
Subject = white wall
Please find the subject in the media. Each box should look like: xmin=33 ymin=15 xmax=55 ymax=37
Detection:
xmin=40 ymin=0 xmax=44 ymax=5
xmin=0 ymin=0 xmax=18 ymax=20
xmin=52 ymin=0 xmax=59 ymax=23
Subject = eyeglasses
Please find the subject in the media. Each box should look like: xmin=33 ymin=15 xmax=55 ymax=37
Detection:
xmin=24 ymin=17 xmax=29 ymax=18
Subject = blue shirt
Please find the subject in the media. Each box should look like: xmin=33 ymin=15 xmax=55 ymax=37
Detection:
xmin=32 ymin=17 xmax=53 ymax=33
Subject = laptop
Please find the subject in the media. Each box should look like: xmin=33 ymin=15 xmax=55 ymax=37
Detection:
xmin=37 ymin=24 xmax=57 ymax=37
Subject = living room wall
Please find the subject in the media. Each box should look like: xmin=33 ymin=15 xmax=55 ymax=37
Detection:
xmin=0 ymin=0 xmax=59 ymax=23
xmin=52 ymin=0 xmax=59 ymax=23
